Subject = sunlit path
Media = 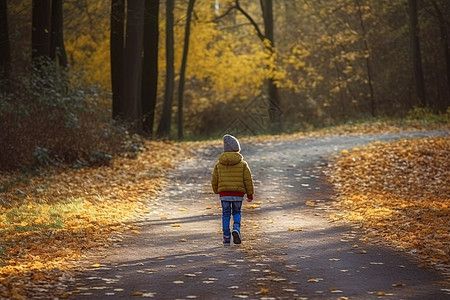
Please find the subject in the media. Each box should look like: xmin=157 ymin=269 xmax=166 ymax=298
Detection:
xmin=68 ymin=131 xmax=449 ymax=299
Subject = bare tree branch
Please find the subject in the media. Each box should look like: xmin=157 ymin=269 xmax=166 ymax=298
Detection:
xmin=234 ymin=0 xmax=266 ymax=42
xmin=213 ymin=4 xmax=235 ymax=22
xmin=212 ymin=0 xmax=270 ymax=51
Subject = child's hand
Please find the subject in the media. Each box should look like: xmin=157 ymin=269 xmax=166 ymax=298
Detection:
xmin=246 ymin=197 xmax=253 ymax=202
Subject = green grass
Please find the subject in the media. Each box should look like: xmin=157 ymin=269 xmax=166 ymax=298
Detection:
xmin=1 ymin=198 xmax=84 ymax=234
xmin=407 ymin=106 xmax=450 ymax=124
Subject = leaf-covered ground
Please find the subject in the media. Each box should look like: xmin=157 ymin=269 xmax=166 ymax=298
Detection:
xmin=329 ymin=136 xmax=449 ymax=272
xmin=0 ymin=141 xmax=188 ymax=299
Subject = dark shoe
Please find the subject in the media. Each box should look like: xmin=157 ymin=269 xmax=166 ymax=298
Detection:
xmin=223 ymin=236 xmax=231 ymax=246
xmin=232 ymin=229 xmax=241 ymax=244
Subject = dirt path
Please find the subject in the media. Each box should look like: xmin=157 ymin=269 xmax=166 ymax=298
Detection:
xmin=67 ymin=131 xmax=449 ymax=300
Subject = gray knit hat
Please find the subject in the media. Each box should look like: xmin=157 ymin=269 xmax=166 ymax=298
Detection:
xmin=223 ymin=134 xmax=241 ymax=152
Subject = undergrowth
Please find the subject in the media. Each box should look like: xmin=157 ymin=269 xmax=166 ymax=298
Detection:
xmin=0 ymin=61 xmax=126 ymax=172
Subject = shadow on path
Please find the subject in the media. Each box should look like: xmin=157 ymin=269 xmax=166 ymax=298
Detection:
xmin=68 ymin=131 xmax=449 ymax=299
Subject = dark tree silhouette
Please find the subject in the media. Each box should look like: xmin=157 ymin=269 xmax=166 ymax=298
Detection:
xmin=0 ymin=0 xmax=11 ymax=80
xmin=156 ymin=0 xmax=175 ymax=138
xmin=142 ymin=0 xmax=160 ymax=136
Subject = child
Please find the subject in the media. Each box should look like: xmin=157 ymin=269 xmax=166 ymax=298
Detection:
xmin=211 ymin=134 xmax=254 ymax=245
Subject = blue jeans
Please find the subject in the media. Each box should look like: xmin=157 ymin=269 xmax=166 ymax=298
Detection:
xmin=221 ymin=201 xmax=242 ymax=237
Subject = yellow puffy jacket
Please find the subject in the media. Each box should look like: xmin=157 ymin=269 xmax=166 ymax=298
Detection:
xmin=211 ymin=152 xmax=254 ymax=196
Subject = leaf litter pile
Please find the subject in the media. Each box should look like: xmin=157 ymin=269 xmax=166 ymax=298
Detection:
xmin=0 ymin=140 xmax=187 ymax=299
xmin=329 ymin=136 xmax=449 ymax=272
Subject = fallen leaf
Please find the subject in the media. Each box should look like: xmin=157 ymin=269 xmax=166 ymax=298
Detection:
xmin=142 ymin=293 xmax=156 ymax=298
xmin=392 ymin=282 xmax=406 ymax=287
xmin=247 ymin=204 xmax=260 ymax=209
xmin=272 ymin=277 xmax=287 ymax=282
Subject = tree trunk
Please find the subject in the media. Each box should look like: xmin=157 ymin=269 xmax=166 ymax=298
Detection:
xmin=111 ymin=0 xmax=125 ymax=120
xmin=261 ymin=0 xmax=281 ymax=127
xmin=432 ymin=0 xmax=450 ymax=112
xmin=142 ymin=0 xmax=159 ymax=136
xmin=32 ymin=0 xmax=52 ymax=63
xmin=177 ymin=0 xmax=196 ymax=140
xmin=408 ymin=0 xmax=427 ymax=107
xmin=156 ymin=0 xmax=175 ymax=138
xmin=50 ymin=0 xmax=67 ymax=68
xmin=121 ymin=0 xmax=145 ymax=132
xmin=0 ymin=0 xmax=11 ymax=81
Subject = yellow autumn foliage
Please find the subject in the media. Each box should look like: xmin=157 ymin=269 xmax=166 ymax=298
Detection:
xmin=63 ymin=0 xmax=269 ymax=102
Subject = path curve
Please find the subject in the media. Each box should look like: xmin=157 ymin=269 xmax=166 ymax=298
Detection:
xmin=67 ymin=131 xmax=449 ymax=300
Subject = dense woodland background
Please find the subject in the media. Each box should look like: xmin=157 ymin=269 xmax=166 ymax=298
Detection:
xmin=0 ymin=0 xmax=449 ymax=171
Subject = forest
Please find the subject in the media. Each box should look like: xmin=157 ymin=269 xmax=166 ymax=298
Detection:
xmin=1 ymin=2 xmax=449 ymax=298
xmin=1 ymin=0 xmax=449 ymax=170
